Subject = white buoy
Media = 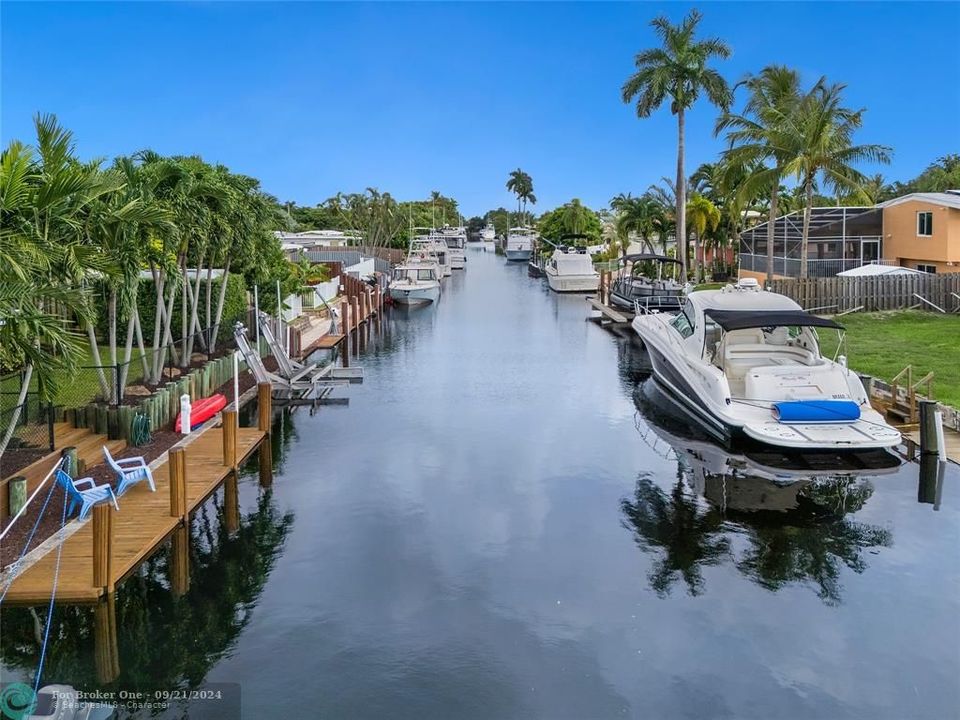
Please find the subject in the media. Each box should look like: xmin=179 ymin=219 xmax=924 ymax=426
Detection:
xmin=180 ymin=394 xmax=192 ymax=435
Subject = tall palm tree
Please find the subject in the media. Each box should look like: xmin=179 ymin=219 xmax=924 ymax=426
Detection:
xmin=506 ymin=169 xmax=535 ymax=225
xmin=783 ymin=81 xmax=891 ymax=277
xmin=716 ymin=65 xmax=803 ymax=285
xmin=622 ymin=9 xmax=731 ymax=281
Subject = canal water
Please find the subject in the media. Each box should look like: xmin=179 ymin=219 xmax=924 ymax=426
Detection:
xmin=2 ymin=246 xmax=958 ymax=719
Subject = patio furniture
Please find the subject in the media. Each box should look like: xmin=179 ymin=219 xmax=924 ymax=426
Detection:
xmin=56 ymin=469 xmax=119 ymax=521
xmin=103 ymin=446 xmax=156 ymax=495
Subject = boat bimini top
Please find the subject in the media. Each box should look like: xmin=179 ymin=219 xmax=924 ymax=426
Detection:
xmin=704 ymin=309 xmax=844 ymax=332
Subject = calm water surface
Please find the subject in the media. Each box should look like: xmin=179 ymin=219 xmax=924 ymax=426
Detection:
xmin=2 ymin=247 xmax=959 ymax=719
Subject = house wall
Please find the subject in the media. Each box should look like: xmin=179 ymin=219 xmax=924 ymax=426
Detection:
xmin=883 ymin=199 xmax=960 ymax=272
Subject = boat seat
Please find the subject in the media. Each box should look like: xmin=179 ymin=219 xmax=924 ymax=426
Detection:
xmin=724 ymin=343 xmax=818 ymax=382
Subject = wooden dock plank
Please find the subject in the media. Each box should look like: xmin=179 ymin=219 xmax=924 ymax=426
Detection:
xmin=586 ymin=297 xmax=630 ymax=324
xmin=2 ymin=426 xmax=264 ymax=604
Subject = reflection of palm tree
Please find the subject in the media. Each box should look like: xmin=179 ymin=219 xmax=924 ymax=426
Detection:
xmin=733 ymin=478 xmax=891 ymax=606
xmin=621 ymin=471 xmax=730 ymax=596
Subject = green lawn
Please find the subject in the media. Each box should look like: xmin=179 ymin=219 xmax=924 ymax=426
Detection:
xmin=817 ymin=310 xmax=960 ymax=408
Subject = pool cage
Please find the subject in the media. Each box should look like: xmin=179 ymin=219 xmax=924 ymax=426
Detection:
xmin=739 ymin=206 xmax=888 ymax=277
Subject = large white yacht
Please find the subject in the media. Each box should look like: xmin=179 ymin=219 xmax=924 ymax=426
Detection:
xmin=504 ymin=227 xmax=536 ymax=262
xmin=631 ymin=278 xmax=902 ymax=450
xmin=388 ymin=261 xmax=441 ymax=305
xmin=544 ymin=236 xmax=599 ymax=293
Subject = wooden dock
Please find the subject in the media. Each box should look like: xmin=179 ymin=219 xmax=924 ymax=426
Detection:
xmin=2 ymin=419 xmax=265 ymax=605
xmin=587 ymin=297 xmax=631 ymax=324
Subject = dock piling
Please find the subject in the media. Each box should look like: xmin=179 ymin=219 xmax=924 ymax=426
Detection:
xmin=919 ymin=400 xmax=941 ymax=456
xmin=258 ymin=382 xmax=272 ymax=433
xmin=169 ymin=447 xmax=187 ymax=520
xmin=222 ymin=409 xmax=237 ymax=469
xmin=341 ymin=299 xmax=350 ymax=368
xmin=7 ymin=476 xmax=27 ymax=518
xmin=258 ymin=436 xmax=273 ymax=487
xmin=92 ymin=503 xmax=113 ymax=594
xmin=94 ymin=594 xmax=119 ymax=684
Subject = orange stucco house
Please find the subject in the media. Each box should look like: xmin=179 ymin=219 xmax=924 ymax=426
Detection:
xmin=878 ymin=192 xmax=960 ymax=273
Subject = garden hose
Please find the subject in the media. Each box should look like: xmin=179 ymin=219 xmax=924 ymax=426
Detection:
xmin=129 ymin=412 xmax=152 ymax=447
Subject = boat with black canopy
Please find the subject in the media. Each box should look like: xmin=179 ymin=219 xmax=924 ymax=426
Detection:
xmin=631 ymin=277 xmax=902 ymax=450
xmin=609 ymin=253 xmax=685 ymax=314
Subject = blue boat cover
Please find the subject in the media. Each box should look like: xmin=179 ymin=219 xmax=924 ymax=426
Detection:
xmin=773 ymin=400 xmax=861 ymax=424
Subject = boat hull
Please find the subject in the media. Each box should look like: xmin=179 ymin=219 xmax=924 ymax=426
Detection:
xmin=546 ymin=272 xmax=600 ymax=293
xmin=633 ymin=317 xmax=902 ymax=450
xmin=505 ymin=249 xmax=531 ymax=262
xmin=389 ymin=285 xmax=440 ymax=305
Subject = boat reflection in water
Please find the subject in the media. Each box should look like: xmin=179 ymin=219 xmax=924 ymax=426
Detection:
xmin=623 ymin=381 xmax=901 ymax=604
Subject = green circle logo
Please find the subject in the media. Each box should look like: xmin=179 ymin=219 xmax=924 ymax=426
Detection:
xmin=0 ymin=683 xmax=37 ymax=720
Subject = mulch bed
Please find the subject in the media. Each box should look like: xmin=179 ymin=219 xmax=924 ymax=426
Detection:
xmin=0 ymin=448 xmax=50 ymax=481
xmin=0 ymin=365 xmax=266 ymax=570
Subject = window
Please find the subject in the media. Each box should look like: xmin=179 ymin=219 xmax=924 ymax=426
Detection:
xmin=917 ymin=212 xmax=933 ymax=236
xmin=670 ymin=312 xmax=694 ymax=339
xmin=917 ymin=264 xmax=936 ymax=274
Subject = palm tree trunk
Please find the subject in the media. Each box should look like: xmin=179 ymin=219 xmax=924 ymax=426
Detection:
xmin=799 ymin=174 xmax=814 ymax=279
xmin=676 ymin=109 xmax=687 ymax=281
xmin=766 ymin=178 xmax=779 ymax=286
xmin=209 ymin=261 xmax=233 ymax=353
xmin=86 ymin=321 xmax=112 ymax=401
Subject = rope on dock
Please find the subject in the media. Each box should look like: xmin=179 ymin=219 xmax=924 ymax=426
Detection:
xmin=33 ymin=488 xmax=69 ymax=694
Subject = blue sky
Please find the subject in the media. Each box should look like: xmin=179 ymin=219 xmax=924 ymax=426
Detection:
xmin=2 ymin=2 xmax=958 ymax=216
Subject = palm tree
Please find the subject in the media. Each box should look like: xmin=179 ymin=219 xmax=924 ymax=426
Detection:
xmin=716 ymin=65 xmax=803 ymax=285
xmin=686 ymin=194 xmax=721 ymax=280
xmin=611 ymin=194 xmax=665 ymax=254
xmin=783 ymin=81 xmax=892 ymax=277
xmin=622 ymin=9 xmax=731 ymax=281
xmin=506 ymin=169 xmax=535 ymax=225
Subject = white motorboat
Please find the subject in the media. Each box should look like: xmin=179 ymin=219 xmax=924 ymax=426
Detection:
xmin=481 ymin=222 xmax=496 ymax=241
xmin=610 ymin=253 xmax=685 ymax=314
xmin=544 ymin=236 xmax=599 ymax=293
xmin=388 ymin=261 xmax=441 ymax=305
xmin=631 ymin=278 xmax=902 ymax=450
xmin=504 ymin=227 xmax=536 ymax=262
xmin=435 ymin=226 xmax=467 ymax=270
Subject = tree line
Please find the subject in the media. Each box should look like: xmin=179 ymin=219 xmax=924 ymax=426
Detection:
xmin=0 ymin=115 xmax=292 ymax=455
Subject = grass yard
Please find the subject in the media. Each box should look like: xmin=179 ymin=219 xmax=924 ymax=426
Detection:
xmin=817 ymin=310 xmax=960 ymax=408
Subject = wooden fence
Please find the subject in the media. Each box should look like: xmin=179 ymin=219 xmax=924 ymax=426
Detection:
xmin=770 ymin=272 xmax=960 ymax=313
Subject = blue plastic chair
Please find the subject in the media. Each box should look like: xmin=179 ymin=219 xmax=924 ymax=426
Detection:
xmin=103 ymin=446 xmax=156 ymax=496
xmin=56 ymin=470 xmax=119 ymax=520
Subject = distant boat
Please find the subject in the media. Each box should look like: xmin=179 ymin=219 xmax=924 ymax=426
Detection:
xmin=410 ymin=232 xmax=451 ymax=277
xmin=481 ymin=222 xmax=496 ymax=241
xmin=388 ymin=261 xmax=441 ymax=306
xmin=504 ymin=227 xmax=536 ymax=262
xmin=435 ymin=226 xmax=467 ymax=270
xmin=544 ymin=235 xmax=599 ymax=293
xmin=632 ymin=278 xmax=902 ymax=450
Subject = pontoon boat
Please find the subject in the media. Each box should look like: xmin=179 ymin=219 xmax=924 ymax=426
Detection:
xmin=610 ymin=253 xmax=684 ymax=314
